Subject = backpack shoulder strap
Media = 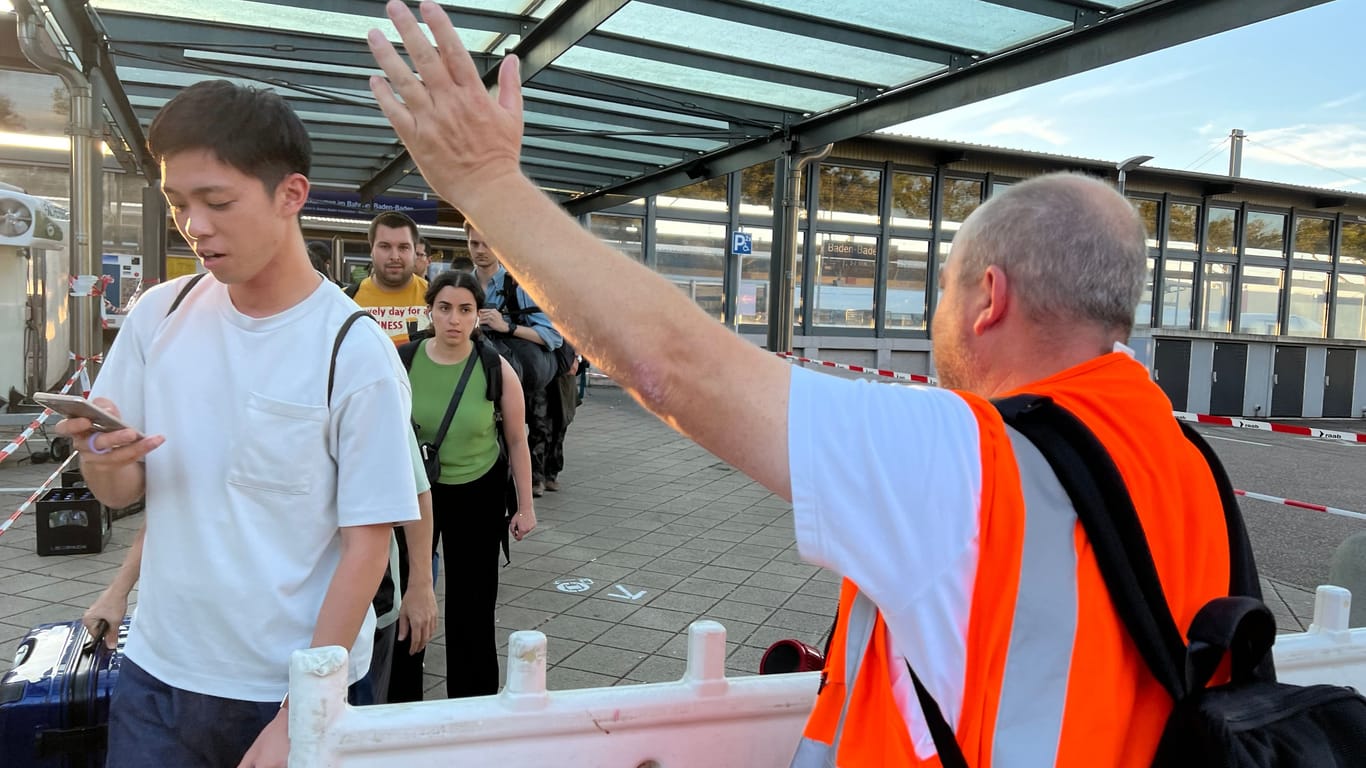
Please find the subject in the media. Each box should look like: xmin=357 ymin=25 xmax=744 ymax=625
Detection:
xmin=501 ymin=271 xmax=521 ymax=316
xmin=475 ymin=335 xmax=503 ymax=411
xmin=397 ymin=339 xmax=420 ymax=372
xmin=327 ymin=310 xmax=375 ymax=406
xmin=994 ymin=394 xmax=1188 ymax=701
xmin=165 ymin=273 xmax=208 ymax=317
xmin=344 ymin=281 xmax=361 ymax=299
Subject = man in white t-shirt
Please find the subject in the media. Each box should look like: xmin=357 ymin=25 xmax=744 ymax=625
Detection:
xmin=58 ymin=79 xmax=418 ymax=768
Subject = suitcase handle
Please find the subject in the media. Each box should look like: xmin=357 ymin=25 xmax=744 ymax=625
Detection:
xmin=82 ymin=619 xmax=110 ymax=655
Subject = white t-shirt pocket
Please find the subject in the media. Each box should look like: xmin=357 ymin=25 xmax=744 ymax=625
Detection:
xmin=227 ymin=392 xmax=328 ymax=495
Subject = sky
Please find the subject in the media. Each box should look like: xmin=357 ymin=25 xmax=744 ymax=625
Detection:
xmin=885 ymin=1 xmax=1366 ymax=193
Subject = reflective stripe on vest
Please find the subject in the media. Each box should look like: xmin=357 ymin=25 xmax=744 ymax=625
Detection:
xmin=790 ymin=427 xmax=1078 ymax=767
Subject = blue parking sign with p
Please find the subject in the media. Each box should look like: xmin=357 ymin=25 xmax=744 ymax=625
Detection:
xmin=732 ymin=231 xmax=753 ymax=255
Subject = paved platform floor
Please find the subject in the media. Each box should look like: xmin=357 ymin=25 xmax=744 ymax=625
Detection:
xmin=0 ymin=379 xmax=1321 ymax=700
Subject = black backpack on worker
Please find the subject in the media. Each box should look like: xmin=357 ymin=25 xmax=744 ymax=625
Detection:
xmin=501 ymin=272 xmax=577 ymax=378
xmin=909 ymin=395 xmax=1366 ymax=768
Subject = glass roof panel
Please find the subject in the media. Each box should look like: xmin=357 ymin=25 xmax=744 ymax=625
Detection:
xmin=552 ymin=48 xmax=848 ymax=113
xmin=525 ymin=112 xmax=724 ymax=152
xmin=598 ymin=4 xmax=944 ymax=86
xmin=743 ymin=0 xmax=1071 ymax=53
xmin=91 ymin=0 xmax=501 ymax=53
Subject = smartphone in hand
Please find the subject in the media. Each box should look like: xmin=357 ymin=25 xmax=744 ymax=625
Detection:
xmin=33 ymin=393 xmax=141 ymax=436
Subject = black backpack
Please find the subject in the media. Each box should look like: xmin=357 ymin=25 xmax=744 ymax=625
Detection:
xmin=501 ymin=272 xmax=577 ymax=378
xmin=908 ymin=395 xmax=1366 ymax=768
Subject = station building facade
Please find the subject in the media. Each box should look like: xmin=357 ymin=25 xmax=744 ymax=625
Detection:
xmin=586 ymin=134 xmax=1366 ymax=419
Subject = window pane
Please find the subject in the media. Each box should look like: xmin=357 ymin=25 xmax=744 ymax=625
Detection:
xmin=656 ymin=219 xmax=725 ymax=320
xmin=1293 ymin=217 xmax=1333 ymax=262
xmin=940 ymin=178 xmax=983 ymax=232
xmin=1287 ymin=270 xmax=1329 ymax=338
xmin=817 ymin=165 xmax=881 ymax=227
xmin=1334 ymin=273 xmax=1366 ymax=340
xmin=1160 ymin=259 xmax=1194 ymax=328
xmin=935 ymin=240 xmax=953 ymax=309
xmin=658 ymin=177 xmax=727 ymax=215
xmin=1134 ymin=257 xmax=1154 ymax=327
xmin=886 ymin=239 xmax=929 ymax=330
xmin=990 ymin=181 xmax=1011 ymax=198
xmin=589 ymin=214 xmax=644 ymax=262
xmin=1245 ymin=211 xmax=1286 ymax=258
xmin=1206 ymin=207 xmax=1237 ymax=255
xmin=1237 ymin=265 xmax=1284 ymax=334
xmin=744 ymin=229 xmax=806 ymax=330
xmin=1130 ymin=198 xmax=1159 ymax=249
xmin=1343 ymin=221 xmax=1366 ymax=268
xmin=891 ymin=172 xmax=933 ymax=229
xmin=1167 ymin=203 xmax=1199 ymax=252
xmin=740 ymin=162 xmax=775 ymax=216
xmin=1202 ymin=263 xmax=1233 ymax=332
xmin=812 ymin=233 xmax=876 ymax=328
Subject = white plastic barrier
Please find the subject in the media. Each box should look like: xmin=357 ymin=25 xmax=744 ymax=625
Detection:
xmin=1272 ymin=585 xmax=1366 ymax=692
xmin=287 ymin=620 xmax=819 ymax=768
xmin=287 ymin=588 xmax=1366 ymax=767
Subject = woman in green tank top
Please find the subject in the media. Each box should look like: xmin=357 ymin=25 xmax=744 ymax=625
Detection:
xmin=405 ymin=269 xmax=535 ymax=698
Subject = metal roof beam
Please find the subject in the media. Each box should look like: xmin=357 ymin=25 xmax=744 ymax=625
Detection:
xmin=519 ymin=145 xmax=656 ymax=176
xmin=980 ymin=0 xmax=1115 ymax=22
xmin=523 ymin=93 xmax=733 ymax=136
xmin=565 ymin=0 xmax=1332 ymax=214
xmin=522 ymin=132 xmax=696 ymax=166
xmin=38 ymin=0 xmax=156 ymax=177
xmin=517 ymin=159 xmax=622 ymax=188
xmin=578 ymin=32 xmax=875 ymax=98
xmin=361 ymin=0 xmax=632 ymax=202
xmin=298 ymin=1 xmax=530 ymax=36
xmin=532 ymin=68 xmax=795 ymax=130
xmin=110 ymin=51 xmax=380 ymax=95
xmin=638 ymin=0 xmax=978 ymax=62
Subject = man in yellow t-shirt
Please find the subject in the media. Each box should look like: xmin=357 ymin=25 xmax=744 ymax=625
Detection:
xmin=347 ymin=211 xmax=430 ymax=345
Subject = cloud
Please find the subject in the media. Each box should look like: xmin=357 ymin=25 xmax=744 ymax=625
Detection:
xmin=1245 ymin=124 xmax=1366 ymax=170
xmin=1056 ymin=68 xmax=1201 ymax=106
xmin=981 ymin=116 xmax=1068 ymax=146
xmin=1320 ymin=92 xmax=1363 ymax=110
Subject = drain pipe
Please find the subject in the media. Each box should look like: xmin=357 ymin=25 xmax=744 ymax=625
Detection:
xmin=16 ymin=2 xmax=101 ymax=379
xmin=766 ymin=141 xmax=832 ymax=354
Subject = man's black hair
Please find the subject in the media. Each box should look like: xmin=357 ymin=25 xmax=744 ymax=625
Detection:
xmin=148 ymin=80 xmax=310 ymax=191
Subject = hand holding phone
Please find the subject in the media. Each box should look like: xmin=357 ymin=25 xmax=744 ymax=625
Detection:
xmin=33 ymin=393 xmax=141 ymax=436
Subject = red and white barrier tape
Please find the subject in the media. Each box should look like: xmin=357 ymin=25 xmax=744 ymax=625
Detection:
xmin=778 ymin=352 xmax=1366 ymax=445
xmin=0 ymin=452 xmax=77 ymax=538
xmin=0 ymin=360 xmax=88 ymax=465
xmin=1174 ymin=412 xmax=1366 ymax=445
xmin=776 ymin=352 xmax=938 ymax=386
xmin=1235 ymin=489 xmax=1366 ymax=523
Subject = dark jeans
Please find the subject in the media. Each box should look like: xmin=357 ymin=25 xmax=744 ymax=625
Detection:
xmin=545 ymin=372 xmax=578 ymax=480
xmin=387 ymin=527 xmax=424 ymax=703
xmin=106 ymin=658 xmax=278 ymax=768
xmin=348 ymin=618 xmax=396 ymax=705
xmin=395 ymin=460 xmax=507 ymax=699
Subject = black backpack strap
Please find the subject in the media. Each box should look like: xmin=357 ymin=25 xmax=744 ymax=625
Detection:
xmin=165 ymin=273 xmax=207 ymax=316
xmin=994 ymin=394 xmax=1188 ymax=701
xmin=397 ymin=340 xmax=420 ymax=372
xmin=1177 ymin=423 xmax=1263 ymax=601
xmin=327 ymin=311 xmax=374 ymax=406
xmin=476 ymin=335 xmax=503 ymax=414
xmin=431 ymin=351 xmax=477 ymax=454
xmin=908 ymin=664 xmax=969 ymax=768
xmin=344 ymin=281 xmax=360 ymax=299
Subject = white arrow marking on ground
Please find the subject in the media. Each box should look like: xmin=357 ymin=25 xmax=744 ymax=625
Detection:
xmin=608 ymin=584 xmax=645 ymax=600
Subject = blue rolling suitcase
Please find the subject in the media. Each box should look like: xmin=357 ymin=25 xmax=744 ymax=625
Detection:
xmin=0 ymin=618 xmax=128 ymax=767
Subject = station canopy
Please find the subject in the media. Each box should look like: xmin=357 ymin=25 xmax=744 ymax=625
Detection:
xmin=26 ymin=0 xmax=1329 ymax=214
